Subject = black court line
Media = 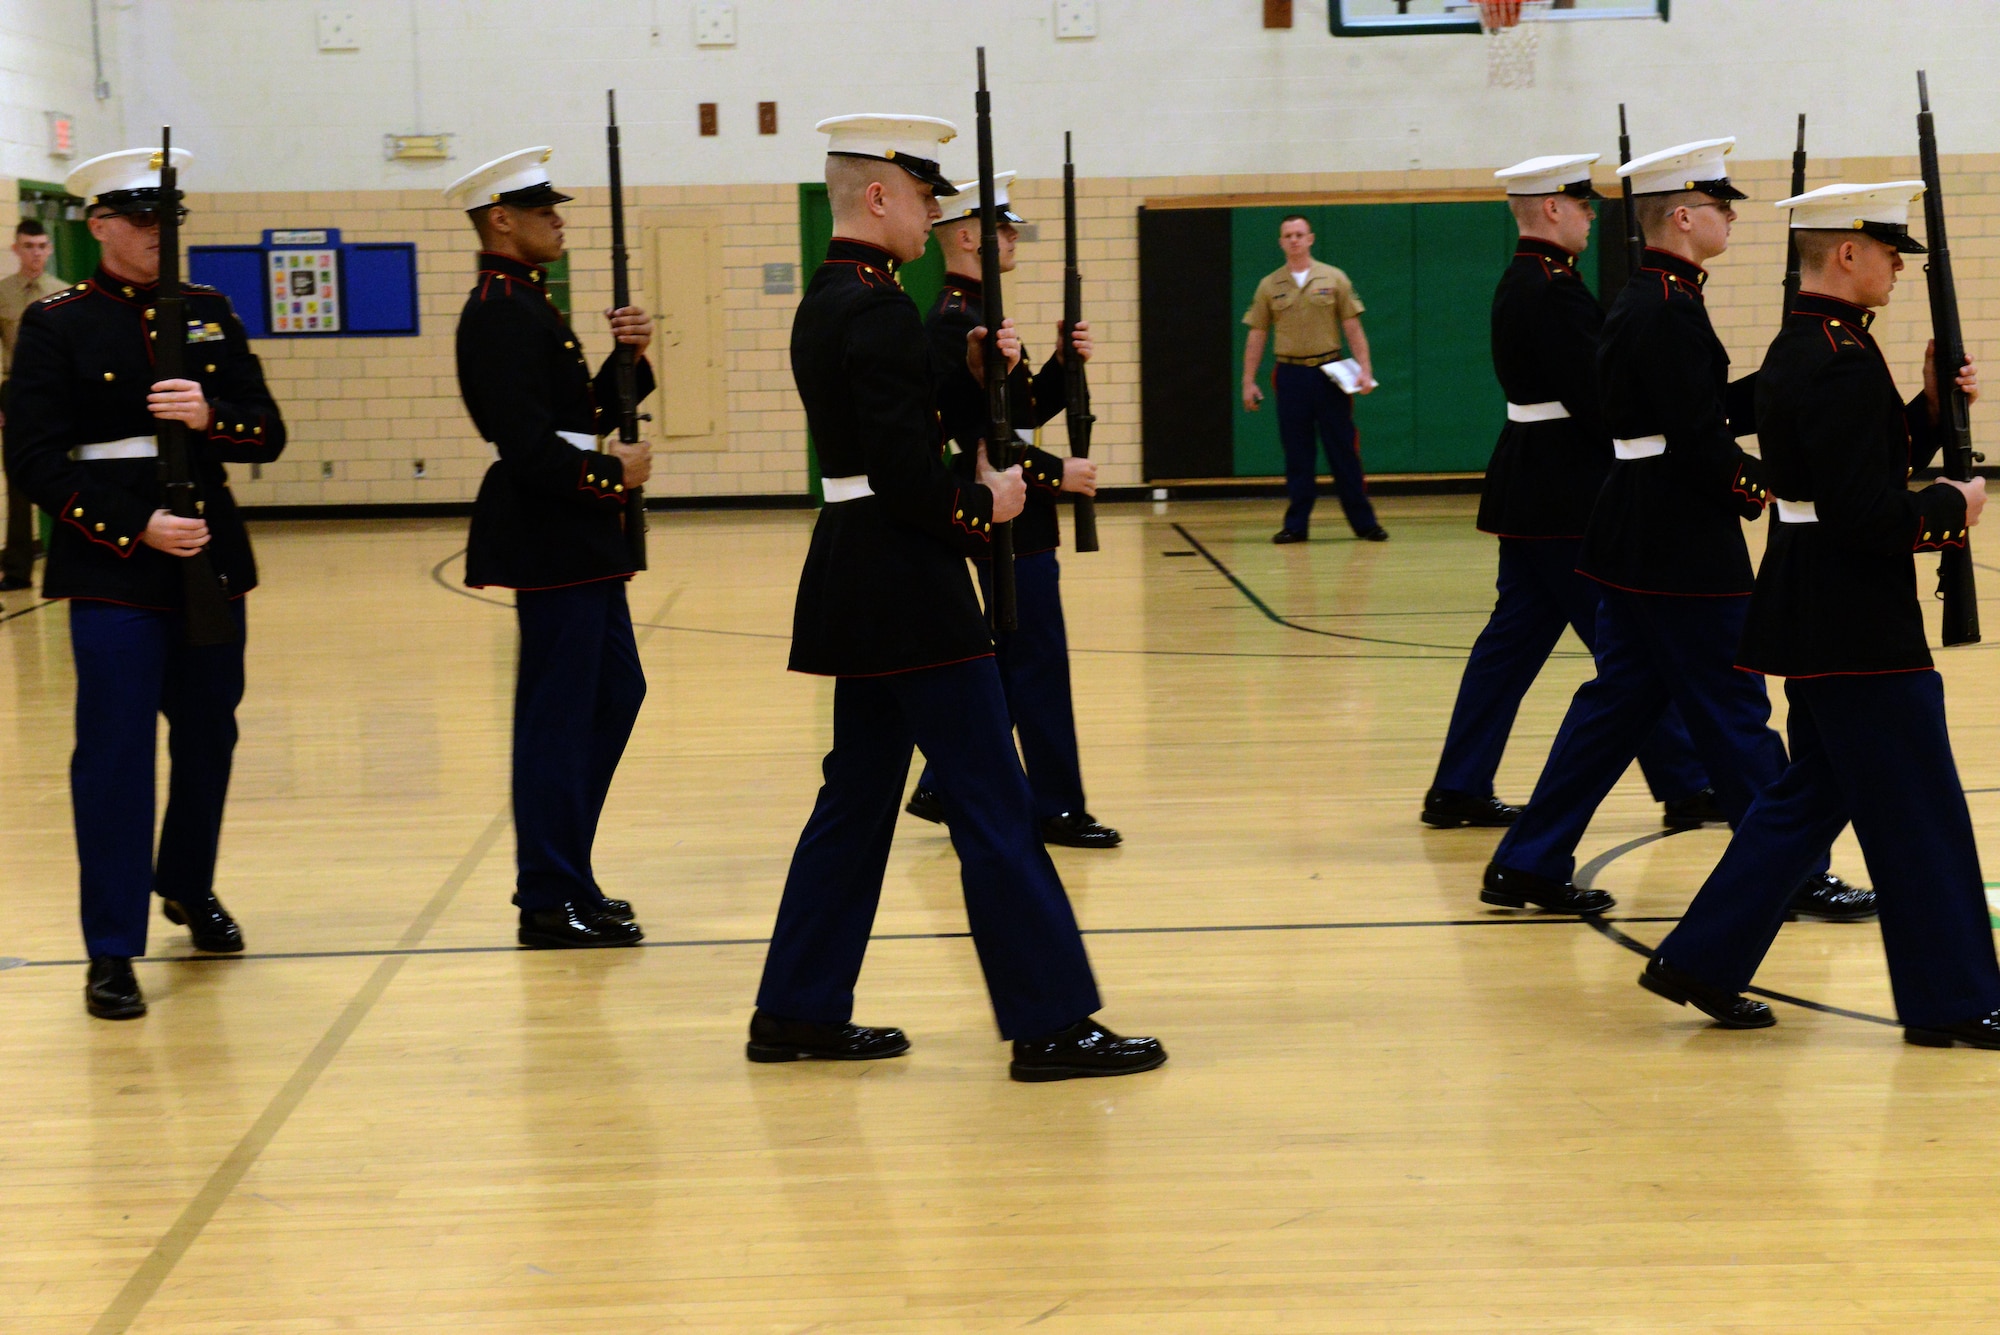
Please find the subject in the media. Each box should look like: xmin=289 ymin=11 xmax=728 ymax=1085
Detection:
xmin=1573 ymin=827 xmax=1901 ymax=1028
xmin=0 ymin=597 xmax=57 ymax=626
xmin=1171 ymin=521 xmax=1590 ymax=657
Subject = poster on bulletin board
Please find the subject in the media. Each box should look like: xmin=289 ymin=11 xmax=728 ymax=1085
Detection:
xmin=268 ymin=248 xmax=341 ymax=333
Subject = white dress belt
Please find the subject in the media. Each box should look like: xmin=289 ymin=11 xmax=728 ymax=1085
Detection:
xmin=70 ymin=436 xmax=158 ymax=462
xmin=820 ymin=474 xmax=874 ymax=504
xmin=1613 ymin=435 xmax=1668 ymax=460
xmin=1775 ymin=499 xmax=1819 ymax=524
xmin=488 ymin=429 xmax=599 ymax=459
xmin=1507 ymin=400 xmax=1570 ymax=423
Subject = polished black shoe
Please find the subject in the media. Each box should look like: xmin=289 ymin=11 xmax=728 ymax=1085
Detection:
xmin=1271 ymin=529 xmax=1308 ymax=545
xmin=85 ymin=956 xmax=146 ymax=1020
xmin=161 ymin=896 xmax=244 ymax=953
xmin=1662 ymin=787 xmax=1728 ymax=831
xmin=595 ymin=896 xmax=635 ymax=922
xmin=1638 ymin=955 xmax=1774 ymax=1029
xmin=1421 ymin=787 xmax=1521 ymax=829
xmin=518 ymin=900 xmax=644 ymax=949
xmin=745 ymin=1010 xmax=911 ymax=1063
xmin=1480 ymin=862 xmax=1614 ymax=914
xmin=1905 ymin=1009 xmax=2000 ymax=1049
xmin=0 ymin=575 xmax=31 ymax=592
xmin=1010 ymin=1018 xmax=1167 ymax=1082
xmin=904 ymin=786 xmax=946 ymax=824
xmin=1785 ymin=872 xmax=1877 ymax=923
xmin=1358 ymin=526 xmax=1390 ymax=542
xmin=1041 ymin=811 xmax=1122 ymax=848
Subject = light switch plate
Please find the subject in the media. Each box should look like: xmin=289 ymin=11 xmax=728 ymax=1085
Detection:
xmin=1054 ymin=0 xmax=1098 ymax=39
xmin=316 ymin=10 xmax=359 ymax=51
xmin=694 ymin=1 xmax=737 ymax=47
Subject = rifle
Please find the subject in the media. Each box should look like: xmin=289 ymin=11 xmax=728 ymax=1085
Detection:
xmin=974 ymin=47 xmax=1017 ymax=631
xmin=1617 ymin=104 xmax=1641 ymax=280
xmin=606 ymin=89 xmax=648 ymax=571
xmin=154 ymin=127 xmax=240 ymax=647
xmin=1916 ymin=71 xmax=1981 ymax=646
xmin=1781 ymin=114 xmax=1806 ymax=318
xmin=1060 ymin=131 xmax=1099 ymax=555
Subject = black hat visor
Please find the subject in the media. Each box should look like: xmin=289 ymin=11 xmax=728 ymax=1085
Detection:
xmin=831 ymin=150 xmax=959 ymax=198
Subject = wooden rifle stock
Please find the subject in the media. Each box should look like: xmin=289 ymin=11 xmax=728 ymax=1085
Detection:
xmin=1917 ymin=71 xmax=1981 ymax=646
xmin=606 ymin=90 xmax=649 ymax=570
xmin=1617 ymin=104 xmax=1641 ymax=281
xmin=154 ymin=127 xmax=240 ymax=647
xmin=1061 ymin=132 xmax=1099 ymax=554
xmin=1782 ymin=114 xmax=1806 ymax=319
xmin=975 ymin=48 xmax=1017 ymax=631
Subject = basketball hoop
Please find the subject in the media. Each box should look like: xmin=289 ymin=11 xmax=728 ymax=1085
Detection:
xmin=1480 ymin=0 xmax=1551 ymax=89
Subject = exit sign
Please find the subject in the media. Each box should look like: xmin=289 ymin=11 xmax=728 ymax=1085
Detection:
xmin=46 ymin=112 xmax=75 ymax=160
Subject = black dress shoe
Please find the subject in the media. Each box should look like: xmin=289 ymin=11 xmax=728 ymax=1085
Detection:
xmin=1041 ymin=811 xmax=1122 ymax=848
xmin=1480 ymin=862 xmax=1614 ymax=914
xmin=745 ymin=1010 xmax=911 ymax=1063
xmin=161 ymin=896 xmax=244 ymax=953
xmin=1421 ymin=787 xmax=1521 ymax=829
xmin=1358 ymin=526 xmax=1390 ymax=542
xmin=1010 ymin=1018 xmax=1167 ymax=1082
xmin=596 ymin=896 xmax=635 ymax=922
xmin=1905 ymin=1009 xmax=2000 ymax=1049
xmin=1271 ymin=529 xmax=1308 ymax=545
xmin=518 ymin=900 xmax=644 ymax=949
xmin=1662 ymin=787 xmax=1728 ymax=831
xmin=1638 ymin=955 xmax=1775 ymax=1029
xmin=1786 ymin=872 xmax=1877 ymax=923
xmin=905 ymin=786 xmax=946 ymax=824
xmin=0 ymin=575 xmax=31 ymax=592
xmin=85 ymin=956 xmax=146 ymax=1020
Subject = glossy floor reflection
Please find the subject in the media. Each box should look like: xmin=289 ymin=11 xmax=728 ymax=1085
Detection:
xmin=5 ymin=497 xmax=2000 ymax=1332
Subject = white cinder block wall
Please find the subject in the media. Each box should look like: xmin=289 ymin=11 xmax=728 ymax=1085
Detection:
xmin=1 ymin=0 xmax=1994 ymax=501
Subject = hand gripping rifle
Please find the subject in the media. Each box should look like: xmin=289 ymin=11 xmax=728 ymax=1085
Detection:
xmin=975 ymin=47 xmax=1017 ymax=631
xmin=1617 ymin=104 xmax=1642 ymax=280
xmin=1917 ymin=71 xmax=1981 ymax=646
xmin=155 ymin=127 xmax=240 ymax=647
xmin=606 ymin=90 xmax=649 ymax=571
xmin=1781 ymin=114 xmax=1806 ymax=318
xmin=1060 ymin=131 xmax=1099 ymax=555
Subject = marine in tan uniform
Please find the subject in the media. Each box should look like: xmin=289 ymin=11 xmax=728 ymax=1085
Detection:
xmin=0 ymin=218 xmax=68 ymax=591
xmin=1240 ymin=215 xmax=1385 ymax=543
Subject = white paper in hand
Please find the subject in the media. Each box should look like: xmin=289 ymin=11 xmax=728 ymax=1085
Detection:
xmin=1321 ymin=358 xmax=1372 ymax=394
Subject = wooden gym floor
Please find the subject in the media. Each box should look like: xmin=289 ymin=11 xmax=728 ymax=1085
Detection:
xmin=6 ymin=495 xmax=2000 ymax=1333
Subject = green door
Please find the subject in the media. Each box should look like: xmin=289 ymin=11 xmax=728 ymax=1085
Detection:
xmin=18 ymin=179 xmax=98 ymax=285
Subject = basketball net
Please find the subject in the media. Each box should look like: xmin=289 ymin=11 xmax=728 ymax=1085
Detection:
xmin=1480 ymin=0 xmax=1550 ymax=89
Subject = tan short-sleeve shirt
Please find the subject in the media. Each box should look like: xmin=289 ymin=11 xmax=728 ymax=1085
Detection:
xmin=0 ymin=269 xmax=70 ymax=376
xmin=1242 ymin=260 xmax=1364 ymax=360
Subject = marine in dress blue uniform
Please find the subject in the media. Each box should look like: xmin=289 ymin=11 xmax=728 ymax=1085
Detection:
xmin=1424 ymin=154 xmax=1713 ymax=832
xmin=749 ymin=116 xmax=1162 ymax=1082
xmin=446 ymin=147 xmax=658 ymax=949
xmin=1481 ymin=140 xmax=1873 ymax=922
xmin=3 ymin=147 xmax=286 ymax=1018
xmin=1641 ymin=182 xmax=2000 ymax=1045
xmin=903 ymin=171 xmax=1120 ymax=850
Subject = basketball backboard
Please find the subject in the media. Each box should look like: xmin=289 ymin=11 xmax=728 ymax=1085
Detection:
xmin=1331 ymin=0 xmax=1668 ymax=37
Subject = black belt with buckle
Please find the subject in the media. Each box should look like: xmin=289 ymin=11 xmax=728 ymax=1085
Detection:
xmin=1275 ymin=352 xmax=1339 ymax=368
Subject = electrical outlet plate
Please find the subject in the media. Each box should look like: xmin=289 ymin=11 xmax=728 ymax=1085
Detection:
xmin=316 ymin=10 xmax=359 ymax=51
xmin=1054 ymin=0 xmax=1098 ymax=39
xmin=694 ymin=1 xmax=737 ymax=47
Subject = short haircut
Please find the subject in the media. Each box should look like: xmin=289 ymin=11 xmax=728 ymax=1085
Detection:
xmin=15 ymin=217 xmax=47 ymax=237
xmin=1278 ymin=213 xmax=1311 ymax=231
xmin=1508 ymin=195 xmax=1555 ymax=230
xmin=1635 ymin=190 xmax=1705 ymax=244
xmin=468 ymin=204 xmax=503 ymax=245
xmin=827 ymin=154 xmax=891 ymax=222
xmin=1793 ymin=228 xmax=1891 ymax=273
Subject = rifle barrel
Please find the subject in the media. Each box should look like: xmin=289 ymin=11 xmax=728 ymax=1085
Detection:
xmin=605 ymin=89 xmax=648 ymax=569
xmin=975 ymin=47 xmax=1017 ymax=630
xmin=1062 ymin=131 xmax=1099 ymax=554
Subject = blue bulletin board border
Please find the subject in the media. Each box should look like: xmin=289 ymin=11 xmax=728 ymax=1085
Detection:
xmin=189 ymin=229 xmax=421 ymax=339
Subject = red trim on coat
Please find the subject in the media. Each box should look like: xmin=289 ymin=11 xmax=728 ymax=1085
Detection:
xmin=789 ymin=649 xmax=997 ymax=681
xmin=1576 ymin=570 xmax=1753 ymax=599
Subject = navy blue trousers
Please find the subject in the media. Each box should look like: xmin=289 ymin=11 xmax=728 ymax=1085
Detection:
xmin=1657 ymin=672 xmax=2000 ymax=1030
xmin=1433 ymin=538 xmax=1710 ymax=803
xmin=1493 ymin=587 xmax=1828 ymax=883
xmin=70 ymin=598 xmax=246 ymax=958
xmin=917 ymin=549 xmax=1087 ymax=820
xmin=513 ymin=580 xmax=646 ymax=912
xmin=1275 ymin=362 xmax=1378 ymax=537
xmin=759 ymin=656 xmax=1101 ymax=1040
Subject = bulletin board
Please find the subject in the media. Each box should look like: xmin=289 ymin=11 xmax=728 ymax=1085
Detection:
xmin=190 ymin=229 xmax=420 ymax=338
